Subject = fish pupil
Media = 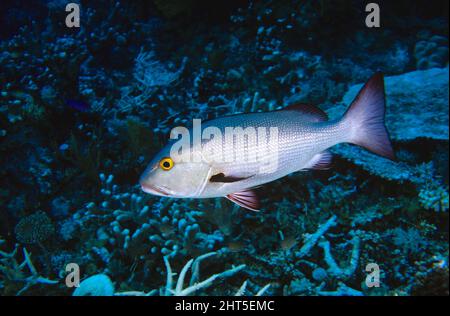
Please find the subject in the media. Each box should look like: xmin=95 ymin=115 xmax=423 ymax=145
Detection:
xmin=163 ymin=161 xmax=170 ymax=168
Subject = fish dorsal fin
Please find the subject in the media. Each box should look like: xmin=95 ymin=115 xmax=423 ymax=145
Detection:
xmin=282 ymin=103 xmax=328 ymax=122
xmin=303 ymin=151 xmax=333 ymax=170
xmin=226 ymin=190 xmax=260 ymax=212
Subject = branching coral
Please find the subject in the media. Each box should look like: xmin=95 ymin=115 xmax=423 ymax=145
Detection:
xmin=419 ymin=183 xmax=449 ymax=212
xmin=93 ymin=174 xmax=220 ymax=257
xmin=116 ymin=48 xmax=186 ymax=113
xmin=318 ymin=236 xmax=360 ymax=280
xmin=410 ymin=162 xmax=449 ymax=212
xmin=68 ymin=171 xmax=226 ymax=289
xmin=296 ymin=215 xmax=337 ymax=259
xmin=114 ymin=252 xmax=247 ymax=296
xmin=0 ymin=244 xmax=58 ymax=295
xmin=270 ymin=214 xmax=363 ymax=295
xmin=234 ymin=280 xmax=271 ymax=296
xmin=134 ymin=49 xmax=186 ymax=90
xmin=317 ymin=281 xmax=363 ymax=296
xmin=163 ymin=252 xmax=245 ymax=296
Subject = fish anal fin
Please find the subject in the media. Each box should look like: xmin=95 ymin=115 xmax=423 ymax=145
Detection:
xmin=303 ymin=151 xmax=333 ymax=170
xmin=226 ymin=190 xmax=260 ymax=212
xmin=283 ymin=103 xmax=328 ymax=122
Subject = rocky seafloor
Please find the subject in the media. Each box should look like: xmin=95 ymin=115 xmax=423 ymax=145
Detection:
xmin=0 ymin=0 xmax=448 ymax=296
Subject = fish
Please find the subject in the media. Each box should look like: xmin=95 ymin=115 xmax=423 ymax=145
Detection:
xmin=139 ymin=73 xmax=395 ymax=211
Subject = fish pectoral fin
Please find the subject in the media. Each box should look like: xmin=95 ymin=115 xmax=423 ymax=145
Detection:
xmin=226 ymin=190 xmax=260 ymax=212
xmin=209 ymin=172 xmax=253 ymax=183
xmin=303 ymin=151 xmax=333 ymax=170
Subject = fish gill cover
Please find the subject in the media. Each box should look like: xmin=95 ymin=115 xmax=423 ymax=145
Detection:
xmin=0 ymin=0 xmax=448 ymax=297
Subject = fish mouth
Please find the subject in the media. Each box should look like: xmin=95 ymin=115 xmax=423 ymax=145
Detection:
xmin=140 ymin=183 xmax=170 ymax=196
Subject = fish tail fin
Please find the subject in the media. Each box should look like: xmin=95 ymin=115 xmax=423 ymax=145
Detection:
xmin=342 ymin=72 xmax=395 ymax=160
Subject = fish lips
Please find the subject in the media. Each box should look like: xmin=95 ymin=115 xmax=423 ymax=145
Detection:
xmin=140 ymin=182 xmax=170 ymax=197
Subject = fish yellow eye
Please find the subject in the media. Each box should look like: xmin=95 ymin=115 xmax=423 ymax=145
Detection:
xmin=159 ymin=157 xmax=174 ymax=171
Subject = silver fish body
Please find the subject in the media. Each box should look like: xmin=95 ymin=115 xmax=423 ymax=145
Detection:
xmin=195 ymin=111 xmax=346 ymax=198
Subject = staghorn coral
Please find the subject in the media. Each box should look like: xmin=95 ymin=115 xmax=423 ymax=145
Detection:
xmin=115 ymin=48 xmax=186 ymax=114
xmin=0 ymin=244 xmax=58 ymax=295
xmin=113 ymin=252 xmax=271 ymax=296
xmin=114 ymin=252 xmax=248 ymax=296
xmin=318 ymin=236 xmax=360 ymax=280
xmin=161 ymin=252 xmax=245 ymax=296
xmin=134 ymin=49 xmax=186 ymax=90
xmin=295 ymin=215 xmax=337 ymax=259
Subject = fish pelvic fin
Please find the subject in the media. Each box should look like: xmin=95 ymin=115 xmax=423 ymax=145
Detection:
xmin=303 ymin=151 xmax=333 ymax=170
xmin=226 ymin=189 xmax=260 ymax=212
xmin=342 ymin=72 xmax=395 ymax=160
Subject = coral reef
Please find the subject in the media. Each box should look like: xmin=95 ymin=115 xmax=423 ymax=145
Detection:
xmin=414 ymin=31 xmax=449 ymax=70
xmin=14 ymin=212 xmax=55 ymax=245
xmin=73 ymin=274 xmax=114 ymax=296
xmin=0 ymin=245 xmax=58 ymax=295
